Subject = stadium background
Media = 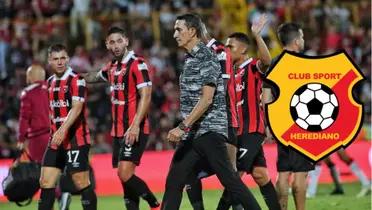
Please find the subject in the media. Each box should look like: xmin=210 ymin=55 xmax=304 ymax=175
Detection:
xmin=0 ymin=0 xmax=370 ymax=209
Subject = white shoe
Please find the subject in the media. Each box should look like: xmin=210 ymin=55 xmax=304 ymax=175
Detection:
xmin=356 ymin=186 xmax=371 ymax=198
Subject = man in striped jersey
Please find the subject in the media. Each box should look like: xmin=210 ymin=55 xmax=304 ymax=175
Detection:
xmin=39 ymin=44 xmax=96 ymax=210
xmin=83 ymin=27 xmax=159 ymax=210
xmin=217 ymin=16 xmax=281 ymax=210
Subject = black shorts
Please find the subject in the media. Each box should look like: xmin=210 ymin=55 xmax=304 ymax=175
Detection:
xmin=276 ymin=143 xmax=315 ymax=172
xmin=112 ymin=133 xmax=148 ymax=168
xmin=236 ymin=133 xmax=267 ymax=173
xmin=42 ymin=145 xmax=90 ymax=172
xmin=226 ymin=127 xmax=238 ymax=146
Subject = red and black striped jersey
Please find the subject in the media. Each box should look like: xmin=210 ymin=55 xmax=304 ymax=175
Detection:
xmin=98 ymin=51 xmax=151 ymax=137
xmin=47 ymin=67 xmax=90 ymax=149
xmin=235 ymin=58 xmax=265 ymax=135
xmin=207 ymin=38 xmax=239 ymax=128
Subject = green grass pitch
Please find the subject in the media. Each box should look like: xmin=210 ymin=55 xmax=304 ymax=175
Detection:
xmin=1 ymin=183 xmax=370 ymax=209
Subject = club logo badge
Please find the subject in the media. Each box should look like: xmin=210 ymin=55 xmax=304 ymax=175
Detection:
xmin=266 ymin=50 xmax=364 ymax=162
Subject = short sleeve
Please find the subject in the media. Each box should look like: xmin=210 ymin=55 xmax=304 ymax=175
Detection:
xmin=200 ymin=59 xmax=220 ymax=87
xmin=132 ymin=59 xmax=152 ymax=89
xmin=216 ymin=49 xmax=230 ymax=80
xmin=71 ymin=76 xmax=86 ymax=102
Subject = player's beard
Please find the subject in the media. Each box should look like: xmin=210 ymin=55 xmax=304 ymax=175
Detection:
xmin=114 ymin=48 xmax=127 ymax=62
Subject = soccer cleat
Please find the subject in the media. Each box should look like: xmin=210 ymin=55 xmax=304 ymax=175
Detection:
xmin=356 ymin=186 xmax=371 ymax=198
xmin=330 ymin=188 xmax=344 ymax=195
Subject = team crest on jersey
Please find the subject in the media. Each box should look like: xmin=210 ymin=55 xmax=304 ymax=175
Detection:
xmin=62 ymin=85 xmax=69 ymax=93
xmin=266 ymin=50 xmax=364 ymax=162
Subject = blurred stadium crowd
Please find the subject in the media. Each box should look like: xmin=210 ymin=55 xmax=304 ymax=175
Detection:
xmin=0 ymin=0 xmax=370 ymax=158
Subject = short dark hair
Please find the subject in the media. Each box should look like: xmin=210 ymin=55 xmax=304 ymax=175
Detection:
xmin=228 ymin=32 xmax=250 ymax=46
xmin=107 ymin=26 xmax=127 ymax=38
xmin=277 ymin=23 xmax=302 ymax=46
xmin=176 ymin=13 xmax=203 ymax=38
xmin=48 ymin=44 xmax=67 ymax=56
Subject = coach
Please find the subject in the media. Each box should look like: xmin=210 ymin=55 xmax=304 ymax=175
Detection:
xmin=161 ymin=13 xmax=261 ymax=210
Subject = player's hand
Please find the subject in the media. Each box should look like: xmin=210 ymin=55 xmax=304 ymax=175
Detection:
xmin=251 ymin=14 xmax=268 ymax=37
xmin=124 ymin=125 xmax=140 ymax=145
xmin=52 ymin=127 xmax=67 ymax=146
xmin=167 ymin=127 xmax=185 ymax=142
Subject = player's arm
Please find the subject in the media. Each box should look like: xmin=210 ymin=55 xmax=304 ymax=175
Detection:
xmin=82 ymin=70 xmax=107 ymax=83
xmin=125 ymin=86 xmax=152 ymax=145
xmin=251 ymin=15 xmax=271 ymax=72
xmin=167 ymin=60 xmax=219 ymax=142
xmin=52 ymin=78 xmax=86 ymax=146
xmin=262 ymin=87 xmax=273 ymax=104
xmin=168 ymin=85 xmax=216 ymax=143
xmin=262 ymin=87 xmax=274 ymax=142
xmin=51 ymin=100 xmax=84 ymax=146
xmin=124 ymin=60 xmax=152 ymax=145
xmin=184 ymin=85 xmax=215 ymax=127
xmin=17 ymin=92 xmax=31 ymax=149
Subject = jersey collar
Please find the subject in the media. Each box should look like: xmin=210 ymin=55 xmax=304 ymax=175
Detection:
xmin=55 ymin=67 xmax=73 ymax=80
xmin=121 ymin=50 xmax=134 ymax=64
xmin=238 ymin=58 xmax=253 ymax=69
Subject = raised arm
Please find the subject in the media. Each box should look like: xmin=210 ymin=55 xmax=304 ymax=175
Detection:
xmin=251 ymin=15 xmax=272 ymax=71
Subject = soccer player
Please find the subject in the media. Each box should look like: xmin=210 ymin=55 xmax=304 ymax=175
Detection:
xmin=38 ymin=44 xmax=96 ymax=210
xmin=216 ymin=17 xmax=280 ymax=210
xmin=267 ymin=23 xmax=315 ymax=210
xmin=83 ymin=27 xmax=159 ymax=210
xmin=307 ymin=148 xmax=371 ymax=198
xmin=185 ymin=20 xmax=240 ymax=210
xmin=161 ymin=13 xmax=261 ymax=210
xmin=17 ymin=64 xmax=49 ymax=163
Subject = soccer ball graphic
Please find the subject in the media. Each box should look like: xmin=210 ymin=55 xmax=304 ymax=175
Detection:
xmin=290 ymin=83 xmax=339 ymax=132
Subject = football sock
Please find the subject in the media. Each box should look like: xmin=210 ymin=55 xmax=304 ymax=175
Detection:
xmin=126 ymin=175 xmax=159 ymax=208
xmin=328 ymin=164 xmax=343 ymax=191
xmin=38 ymin=188 xmax=56 ymax=210
xmin=350 ymin=162 xmax=370 ymax=187
xmin=80 ymin=185 xmax=97 ymax=210
xmin=259 ymin=181 xmax=281 ymax=210
xmin=122 ymin=182 xmax=140 ymax=210
xmin=307 ymin=165 xmax=322 ymax=196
